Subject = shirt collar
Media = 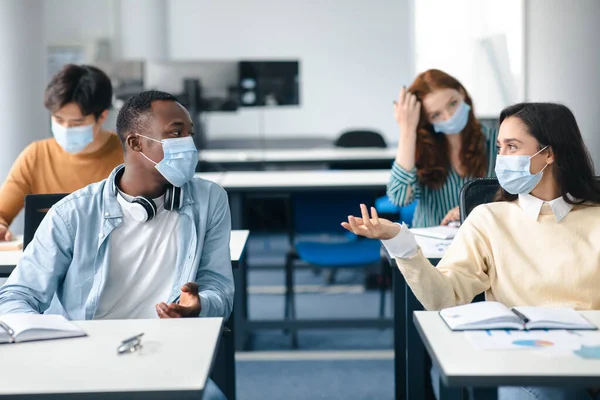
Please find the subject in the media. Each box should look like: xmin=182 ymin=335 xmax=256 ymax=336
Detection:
xmin=518 ymin=193 xmax=573 ymax=222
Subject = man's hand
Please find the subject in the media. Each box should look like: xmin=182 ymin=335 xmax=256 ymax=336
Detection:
xmin=156 ymin=282 xmax=201 ymax=318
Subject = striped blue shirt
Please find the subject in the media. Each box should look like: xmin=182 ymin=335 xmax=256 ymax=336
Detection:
xmin=387 ymin=125 xmax=498 ymax=228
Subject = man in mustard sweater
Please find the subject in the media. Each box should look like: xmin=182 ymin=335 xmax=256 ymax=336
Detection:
xmin=0 ymin=64 xmax=124 ymax=241
xmin=344 ymin=102 xmax=600 ymax=400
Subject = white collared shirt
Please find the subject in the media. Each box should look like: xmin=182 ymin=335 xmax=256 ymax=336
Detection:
xmin=382 ymin=194 xmax=575 ymax=260
xmin=517 ymin=193 xmax=573 ymax=223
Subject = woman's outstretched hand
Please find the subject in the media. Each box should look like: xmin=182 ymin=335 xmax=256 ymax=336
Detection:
xmin=341 ymin=204 xmax=401 ymax=240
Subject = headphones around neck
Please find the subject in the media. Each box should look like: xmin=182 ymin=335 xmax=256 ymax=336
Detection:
xmin=114 ymin=168 xmax=183 ymax=222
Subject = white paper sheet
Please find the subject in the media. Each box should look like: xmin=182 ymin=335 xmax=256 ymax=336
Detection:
xmin=465 ymin=330 xmax=600 ymax=355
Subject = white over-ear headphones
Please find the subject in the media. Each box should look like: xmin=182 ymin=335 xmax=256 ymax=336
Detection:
xmin=114 ymin=167 xmax=184 ymax=222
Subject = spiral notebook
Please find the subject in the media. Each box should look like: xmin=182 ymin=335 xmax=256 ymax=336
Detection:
xmin=440 ymin=302 xmax=596 ymax=331
xmin=0 ymin=314 xmax=86 ymax=344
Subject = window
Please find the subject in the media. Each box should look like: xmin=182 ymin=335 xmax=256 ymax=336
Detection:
xmin=415 ymin=0 xmax=524 ymax=117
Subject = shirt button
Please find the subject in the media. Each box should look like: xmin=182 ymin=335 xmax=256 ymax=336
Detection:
xmin=117 ymin=218 xmax=122 ymax=224
xmin=104 ymin=212 xmax=109 ymax=217
xmin=99 ymin=233 xmax=104 ymax=238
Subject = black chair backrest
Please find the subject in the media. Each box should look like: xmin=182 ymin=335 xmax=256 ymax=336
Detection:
xmin=459 ymin=178 xmax=500 ymax=223
xmin=24 ymin=193 xmax=68 ymax=249
xmin=334 ymin=130 xmax=387 ymax=148
xmin=331 ymin=130 xmax=389 ymax=170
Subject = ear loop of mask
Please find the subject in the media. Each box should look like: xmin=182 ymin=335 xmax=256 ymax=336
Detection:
xmin=136 ymin=134 xmax=162 ymax=166
xmin=531 ymin=145 xmax=550 ymax=174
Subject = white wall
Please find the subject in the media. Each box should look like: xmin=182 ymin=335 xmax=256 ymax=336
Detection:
xmin=43 ymin=0 xmax=117 ymax=45
xmin=168 ymin=0 xmax=413 ymax=144
xmin=415 ymin=0 xmax=524 ymax=118
xmin=119 ymin=0 xmax=167 ymax=60
xmin=0 ymin=0 xmax=46 ymax=235
xmin=525 ymin=0 xmax=600 ymax=167
xmin=41 ymin=0 xmax=413 ymax=144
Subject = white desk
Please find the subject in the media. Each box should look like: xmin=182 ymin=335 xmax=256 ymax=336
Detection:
xmin=229 ymin=229 xmax=249 ymax=266
xmin=414 ymin=311 xmax=600 ymax=394
xmin=198 ymin=147 xmax=397 ymax=165
xmin=0 ymin=318 xmax=223 ymax=399
xmin=212 ymin=169 xmax=390 ymax=191
xmin=0 ymin=229 xmax=250 ymax=275
xmin=206 ymin=169 xmax=393 ymax=350
xmin=194 ymin=171 xmax=225 ymax=185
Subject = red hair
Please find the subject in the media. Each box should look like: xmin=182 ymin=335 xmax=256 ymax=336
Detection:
xmin=409 ymin=69 xmax=487 ymax=188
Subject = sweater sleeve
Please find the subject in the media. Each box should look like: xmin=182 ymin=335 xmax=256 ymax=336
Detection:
xmin=386 ymin=162 xmax=420 ymax=206
xmin=394 ymin=206 xmax=493 ymax=310
xmin=0 ymin=143 xmax=37 ymax=227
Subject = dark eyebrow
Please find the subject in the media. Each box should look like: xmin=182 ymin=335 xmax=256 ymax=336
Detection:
xmin=166 ymin=121 xmax=185 ymax=128
xmin=496 ymin=138 xmax=524 ymax=145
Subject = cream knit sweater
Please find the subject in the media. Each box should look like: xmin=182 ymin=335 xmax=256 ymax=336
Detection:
xmin=395 ymin=201 xmax=600 ymax=311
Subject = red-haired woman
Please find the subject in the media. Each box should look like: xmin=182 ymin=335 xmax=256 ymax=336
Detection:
xmin=387 ymin=69 xmax=497 ymax=227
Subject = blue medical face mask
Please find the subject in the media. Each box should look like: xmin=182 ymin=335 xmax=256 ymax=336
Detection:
xmin=432 ymin=101 xmax=471 ymax=135
xmin=138 ymin=135 xmax=198 ymax=187
xmin=51 ymin=120 xmax=95 ymax=154
xmin=495 ymin=146 xmax=549 ymax=195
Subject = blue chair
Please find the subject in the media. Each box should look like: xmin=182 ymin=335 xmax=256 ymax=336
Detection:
xmin=375 ymin=196 xmax=417 ymax=227
xmin=284 ymin=192 xmax=388 ymax=348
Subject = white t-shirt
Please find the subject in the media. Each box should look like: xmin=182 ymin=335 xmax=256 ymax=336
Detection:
xmin=94 ymin=191 xmax=179 ymax=319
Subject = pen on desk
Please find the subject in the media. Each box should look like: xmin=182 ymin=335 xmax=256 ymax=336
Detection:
xmin=117 ymin=333 xmax=144 ymax=355
xmin=510 ymin=308 xmax=530 ymax=324
xmin=121 ymin=333 xmax=144 ymax=343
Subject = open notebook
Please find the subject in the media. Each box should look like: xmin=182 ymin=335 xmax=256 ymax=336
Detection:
xmin=440 ymin=302 xmax=596 ymax=331
xmin=0 ymin=314 xmax=86 ymax=344
xmin=410 ymin=226 xmax=459 ymax=240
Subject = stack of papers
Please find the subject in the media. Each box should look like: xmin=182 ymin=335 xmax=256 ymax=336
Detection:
xmin=465 ymin=330 xmax=600 ymax=354
xmin=410 ymin=226 xmax=459 ymax=240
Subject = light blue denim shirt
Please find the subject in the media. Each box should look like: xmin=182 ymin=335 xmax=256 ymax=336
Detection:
xmin=0 ymin=165 xmax=234 ymax=320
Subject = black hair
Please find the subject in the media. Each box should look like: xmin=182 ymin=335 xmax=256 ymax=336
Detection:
xmin=115 ymin=90 xmax=178 ymax=147
xmin=44 ymin=64 xmax=112 ymax=119
xmin=498 ymin=102 xmax=600 ymax=204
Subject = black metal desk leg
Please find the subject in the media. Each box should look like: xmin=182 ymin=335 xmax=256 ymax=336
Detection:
xmin=393 ymin=267 xmax=407 ymax=400
xmin=406 ymin=283 xmax=427 ymax=400
xmin=229 ymin=192 xmax=243 ymax=230
xmin=468 ymin=388 xmax=498 ymax=400
xmin=229 ymin=191 xmax=249 ymax=351
xmin=233 ymin=264 xmax=249 ymax=351
xmin=439 ymin=383 xmax=464 ymax=400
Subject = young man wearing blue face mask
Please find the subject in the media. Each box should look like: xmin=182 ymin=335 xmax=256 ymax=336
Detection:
xmin=0 ymin=91 xmax=232 ymax=400
xmin=0 ymin=64 xmax=123 ymax=241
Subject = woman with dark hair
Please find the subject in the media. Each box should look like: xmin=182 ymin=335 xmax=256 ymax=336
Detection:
xmin=345 ymin=102 xmax=600 ymax=399
xmin=388 ymin=69 xmax=497 ymax=227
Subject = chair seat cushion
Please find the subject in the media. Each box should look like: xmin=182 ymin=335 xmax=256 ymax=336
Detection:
xmin=375 ymin=196 xmax=400 ymax=214
xmin=295 ymin=239 xmax=382 ymax=267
